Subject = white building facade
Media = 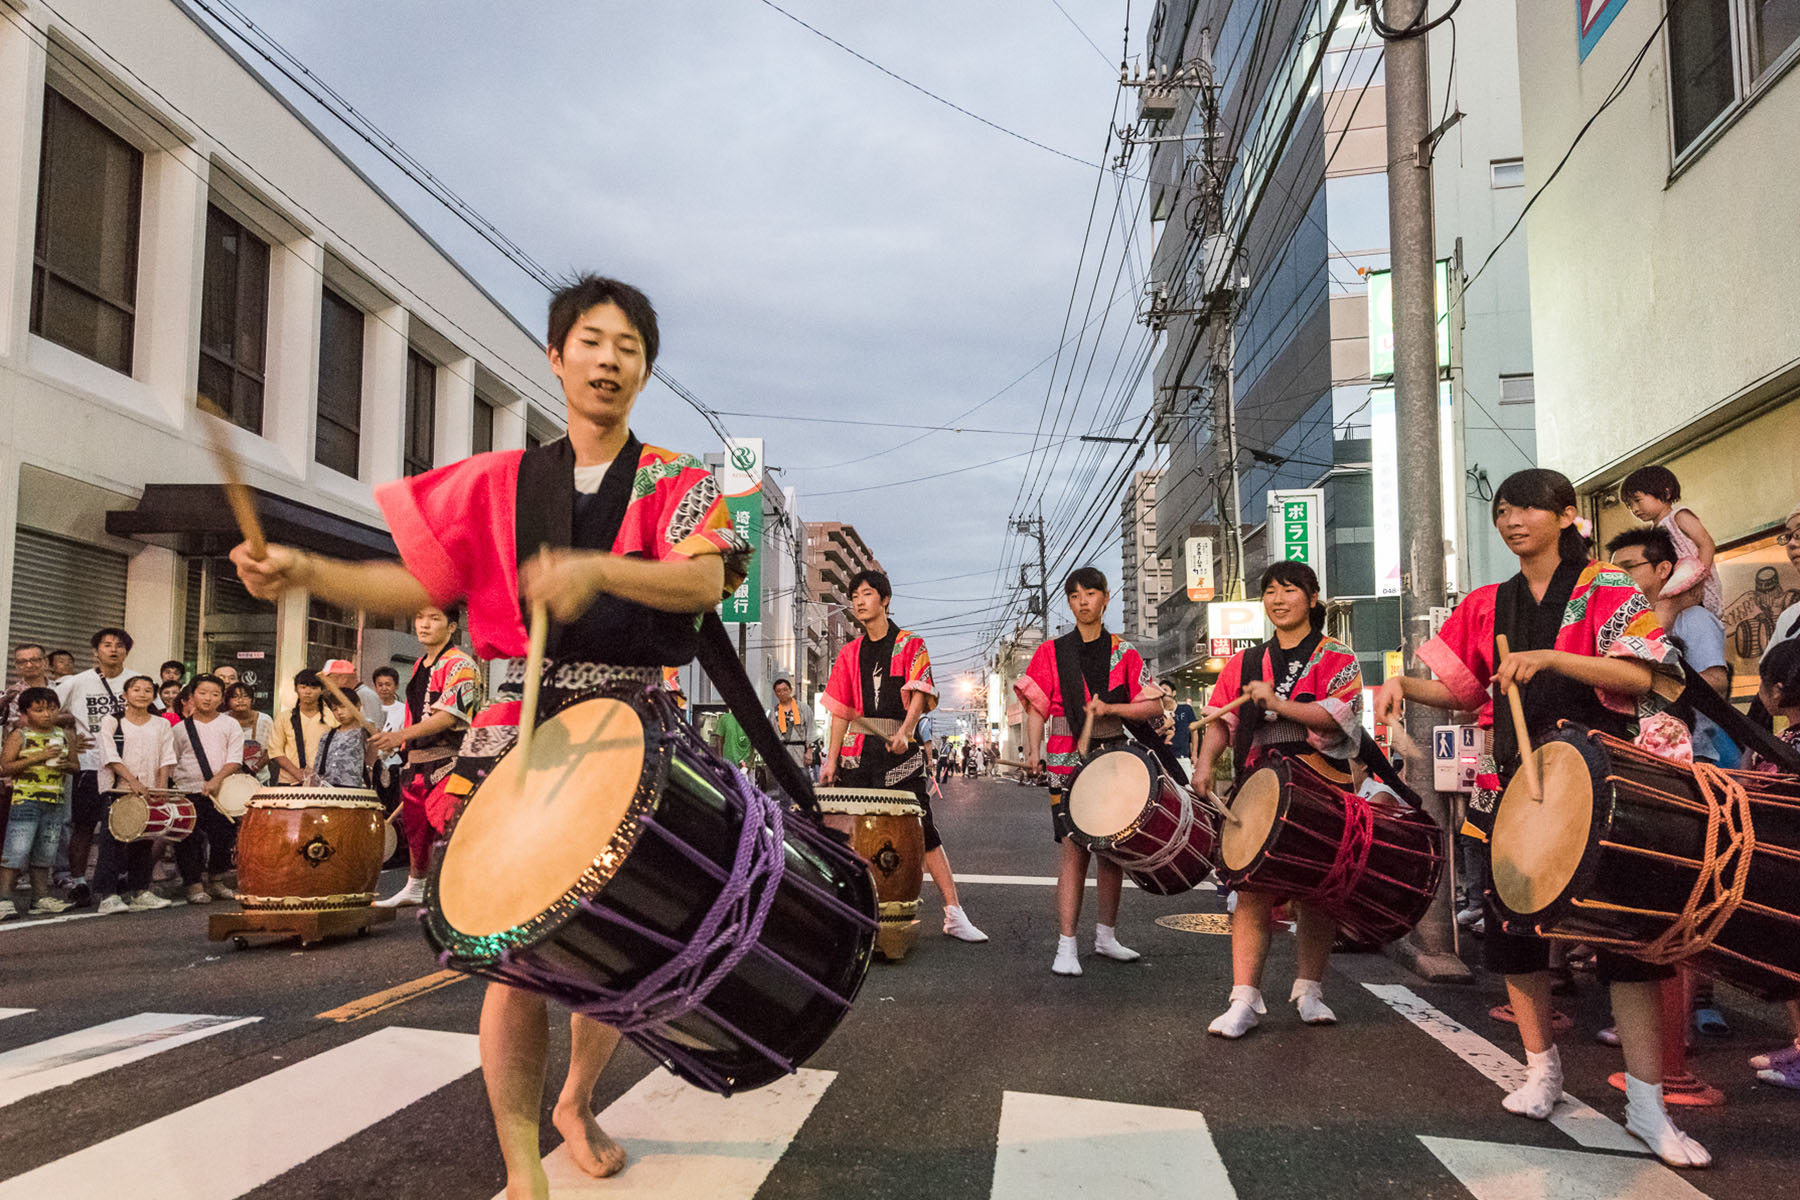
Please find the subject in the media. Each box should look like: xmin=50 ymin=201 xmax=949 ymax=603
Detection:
xmin=0 ymin=0 xmax=565 ymax=705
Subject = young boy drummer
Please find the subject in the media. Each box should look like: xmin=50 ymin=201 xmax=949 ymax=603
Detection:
xmin=1018 ymin=567 xmax=1164 ymax=976
xmin=819 ymin=570 xmax=987 ymax=943
xmin=1191 ymin=561 xmax=1362 ymax=1036
xmin=234 ymin=276 xmax=749 ymax=1198
xmin=1375 ymin=468 xmax=1709 ymax=1168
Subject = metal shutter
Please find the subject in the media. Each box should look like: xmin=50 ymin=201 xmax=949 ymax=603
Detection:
xmin=8 ymin=527 xmax=129 ymax=668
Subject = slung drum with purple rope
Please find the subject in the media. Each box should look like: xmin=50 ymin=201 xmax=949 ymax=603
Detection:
xmin=424 ymin=682 xmax=877 ymax=1096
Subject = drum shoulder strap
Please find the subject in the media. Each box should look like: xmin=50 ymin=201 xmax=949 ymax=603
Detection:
xmin=1231 ymin=644 xmax=1266 ymax=774
xmin=695 ymin=611 xmax=819 ymax=814
xmin=1051 ymin=631 xmax=1089 ymax=729
xmin=184 ymin=716 xmax=215 ymax=782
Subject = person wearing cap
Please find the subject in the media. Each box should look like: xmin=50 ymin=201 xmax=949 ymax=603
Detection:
xmin=267 ymin=669 xmax=335 ymax=785
xmin=321 ymin=658 xmax=385 ymax=729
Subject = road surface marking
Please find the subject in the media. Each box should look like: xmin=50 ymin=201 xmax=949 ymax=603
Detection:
xmin=1364 ymin=984 xmax=1644 ymax=1154
xmin=0 ymin=1025 xmax=479 ymax=1199
xmin=0 ymin=1013 xmax=258 ymax=1109
xmin=0 ymin=900 xmax=188 ymax=934
xmin=1419 ymin=1136 xmax=1709 ymax=1200
xmin=0 ymin=1009 xmax=31 ymax=1022
xmin=933 ymin=874 xmax=1215 ymax=891
xmin=990 ymin=1090 xmax=1238 ymax=1200
xmin=316 ymin=969 xmax=468 ymax=1021
xmin=501 ymin=1067 xmax=835 ymax=1198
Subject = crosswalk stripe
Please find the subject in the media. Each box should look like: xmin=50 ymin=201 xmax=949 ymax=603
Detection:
xmin=1418 ymin=1136 xmax=1710 ymax=1200
xmin=0 ymin=1025 xmax=480 ymax=1199
xmin=0 ymin=1009 xmax=31 ymax=1022
xmin=509 ymin=1067 xmax=835 ymax=1198
xmin=1364 ymin=984 xmax=1645 ymax=1155
xmin=0 ymin=1013 xmax=259 ymax=1109
xmin=990 ymin=1091 xmax=1238 ymax=1200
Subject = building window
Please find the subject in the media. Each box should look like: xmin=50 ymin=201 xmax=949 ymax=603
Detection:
xmin=198 ymin=204 xmax=269 ymax=434
xmin=315 ymin=287 xmax=364 ymax=477
xmin=1489 ymin=159 xmax=1524 ymax=189
xmin=1669 ymin=0 xmax=1800 ymax=157
xmin=471 ymin=394 xmax=495 ymax=454
xmin=30 ymin=88 xmax=143 ymax=373
xmin=525 ymin=429 xmax=542 ymax=451
xmin=404 ymin=348 xmax=436 ymax=476
xmin=1498 ymin=374 xmax=1535 ymax=405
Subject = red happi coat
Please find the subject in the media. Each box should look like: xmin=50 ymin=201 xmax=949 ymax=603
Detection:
xmin=822 ymin=629 xmax=936 ymax=765
xmin=1015 ymin=632 xmax=1160 ymax=783
xmin=1206 ymin=634 xmax=1364 ymax=765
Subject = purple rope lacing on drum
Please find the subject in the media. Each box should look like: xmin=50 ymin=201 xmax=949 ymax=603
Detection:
xmin=493 ymin=687 xmax=786 ymax=1042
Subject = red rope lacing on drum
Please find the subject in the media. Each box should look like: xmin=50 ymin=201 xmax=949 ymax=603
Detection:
xmin=1314 ymin=788 xmax=1375 ymax=911
xmin=1635 ymin=757 xmax=1757 ymax=965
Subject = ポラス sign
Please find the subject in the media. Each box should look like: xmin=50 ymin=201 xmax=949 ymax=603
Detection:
xmin=1267 ymin=488 xmax=1326 ymax=598
xmin=721 ymin=438 xmax=763 ymax=624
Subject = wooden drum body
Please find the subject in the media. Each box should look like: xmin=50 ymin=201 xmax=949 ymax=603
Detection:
xmin=1065 ymin=745 xmax=1215 ymax=894
xmin=236 ymin=788 xmax=386 ymax=910
xmin=107 ymin=794 xmax=196 ymax=844
xmin=1219 ymin=753 xmax=1443 ymax=945
xmin=1490 ymin=726 xmax=1800 ymax=999
xmin=815 ymin=788 xmax=925 ymax=961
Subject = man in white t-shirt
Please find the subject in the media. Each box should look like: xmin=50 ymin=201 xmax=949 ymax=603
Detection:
xmin=53 ymin=627 xmax=138 ymax=904
xmin=371 ymin=666 xmax=406 ymax=814
xmin=169 ymin=675 xmax=245 ymax=904
xmin=96 ymin=674 xmax=177 ymax=914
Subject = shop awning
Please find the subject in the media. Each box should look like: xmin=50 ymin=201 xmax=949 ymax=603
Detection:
xmin=106 ymin=484 xmax=397 ymax=561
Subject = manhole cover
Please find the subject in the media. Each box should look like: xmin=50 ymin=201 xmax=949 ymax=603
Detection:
xmin=1155 ymin=912 xmax=1230 ymax=934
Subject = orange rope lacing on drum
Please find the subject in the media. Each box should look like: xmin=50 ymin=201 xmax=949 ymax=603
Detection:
xmin=1315 ymin=789 xmax=1375 ymax=911
xmin=1634 ymin=759 xmax=1757 ymax=966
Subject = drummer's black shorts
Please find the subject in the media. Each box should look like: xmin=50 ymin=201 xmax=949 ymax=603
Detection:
xmin=1047 ymin=787 xmax=1072 ymax=845
xmin=1481 ymin=892 xmax=1673 ymax=984
xmin=70 ymin=770 xmax=104 ymax=831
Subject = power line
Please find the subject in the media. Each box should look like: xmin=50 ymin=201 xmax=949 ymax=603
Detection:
xmin=1048 ymin=0 xmax=1115 ymax=69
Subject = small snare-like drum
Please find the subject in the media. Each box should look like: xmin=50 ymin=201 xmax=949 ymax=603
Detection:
xmin=236 ymin=787 xmax=386 ymax=911
xmin=1065 ymin=745 xmax=1216 ymax=894
xmin=107 ymin=793 xmax=197 ymax=843
xmin=1490 ymin=726 xmax=1800 ymax=999
xmin=426 ymin=686 xmax=877 ymax=1096
xmin=213 ymin=773 xmax=259 ymax=821
xmin=815 ymin=787 xmax=925 ymax=961
xmin=1219 ymin=752 xmax=1444 ymax=945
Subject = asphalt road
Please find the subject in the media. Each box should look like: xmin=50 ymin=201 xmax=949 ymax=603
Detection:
xmin=0 ymin=775 xmax=1794 ymax=1199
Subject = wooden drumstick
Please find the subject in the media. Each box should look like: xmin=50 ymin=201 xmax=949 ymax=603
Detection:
xmin=198 ymin=396 xmax=267 ymax=558
xmin=514 ymin=551 xmax=551 ymax=778
xmin=318 ymin=675 xmax=377 ymax=736
xmin=1495 ymin=634 xmax=1541 ymax=802
xmin=1076 ymin=700 xmax=1098 ymax=759
xmin=1193 ymin=692 xmax=1253 ymax=731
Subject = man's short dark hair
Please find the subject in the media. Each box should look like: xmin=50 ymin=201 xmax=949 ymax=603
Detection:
xmin=191 ymin=674 xmax=224 ymax=693
xmin=48 ymin=648 xmax=73 ymax=663
xmin=773 ymin=678 xmax=792 ymax=692
xmin=1620 ymin=464 xmax=1681 ymax=503
xmin=18 ymin=686 xmax=59 ymax=712
xmin=12 ymin=643 xmax=44 ymax=658
xmin=372 ymin=666 xmax=400 ymax=685
xmin=1064 ymin=566 xmax=1109 ymax=596
xmin=294 ymin=669 xmax=323 ymax=688
xmin=847 ymin=570 xmax=891 ymax=602
xmin=91 ymin=627 xmax=133 ymax=651
xmin=547 ymin=274 xmax=659 ymax=366
xmin=159 ymin=679 xmax=181 ymax=695
xmin=160 ymin=660 xmax=185 ymax=677
xmin=1605 ymin=526 xmax=1678 ymax=567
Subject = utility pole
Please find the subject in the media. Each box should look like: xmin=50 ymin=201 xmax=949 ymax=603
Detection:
xmin=1211 ymin=322 xmax=1246 ymax=598
xmin=1383 ymin=0 xmax=1469 ymax=983
xmin=1012 ymin=509 xmax=1050 ymax=637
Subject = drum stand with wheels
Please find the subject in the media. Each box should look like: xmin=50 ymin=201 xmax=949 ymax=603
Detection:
xmin=208 ymin=904 xmax=395 ymax=948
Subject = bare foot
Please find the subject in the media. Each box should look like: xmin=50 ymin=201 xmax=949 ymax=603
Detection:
xmin=503 ymin=1163 xmax=549 ymax=1200
xmin=551 ymin=1102 xmax=627 ymax=1179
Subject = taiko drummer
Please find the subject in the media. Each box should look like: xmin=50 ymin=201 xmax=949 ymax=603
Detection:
xmin=1374 ymin=468 xmax=1709 ymax=1168
xmin=1017 ymin=566 xmax=1164 ymax=976
xmin=234 ymin=276 xmax=750 ymax=1198
xmin=1191 ymin=561 xmax=1363 ymax=1038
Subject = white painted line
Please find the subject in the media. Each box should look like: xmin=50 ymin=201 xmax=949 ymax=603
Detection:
xmin=507 ymin=1067 xmax=835 ymax=1199
xmin=1419 ymin=1136 xmax=1709 ymax=1200
xmin=1364 ymin=984 xmax=1644 ymax=1155
xmin=0 ymin=1013 xmax=259 ymax=1109
xmin=933 ymin=873 xmax=1215 ymax=891
xmin=0 ymin=1009 xmax=32 ymax=1022
xmin=0 ymin=1025 xmax=479 ymax=1199
xmin=990 ymin=1090 xmax=1237 ymax=1200
xmin=0 ymin=900 xmax=188 ymax=934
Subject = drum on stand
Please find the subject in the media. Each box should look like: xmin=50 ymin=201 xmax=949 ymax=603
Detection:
xmin=236 ymin=787 xmax=386 ymax=910
xmin=1218 ymin=752 xmax=1444 ymax=945
xmin=426 ymin=686 xmax=877 ymax=1097
xmin=814 ymin=787 xmax=925 ymax=961
xmin=1490 ymin=725 xmax=1800 ymax=1000
xmin=1064 ymin=745 xmax=1216 ymax=894
xmin=107 ymin=792 xmax=197 ymax=843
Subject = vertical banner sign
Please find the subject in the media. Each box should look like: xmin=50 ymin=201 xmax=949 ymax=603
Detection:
xmin=1369 ymin=384 xmax=1458 ymax=599
xmin=1185 ymin=535 xmax=1215 ymax=602
xmin=721 ymin=438 xmax=763 ymax=624
xmin=1267 ymin=488 xmax=1327 ymax=599
xmin=1366 ymin=260 xmax=1451 ymax=379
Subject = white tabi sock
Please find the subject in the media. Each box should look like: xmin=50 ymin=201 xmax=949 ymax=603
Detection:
xmin=1051 ymin=934 xmax=1082 ymax=976
xmin=1501 ymin=1045 xmax=1564 ymax=1120
xmin=1208 ymin=985 xmax=1266 ymax=1039
xmin=1094 ymin=923 xmax=1140 ymax=962
xmin=1623 ymin=1074 xmax=1712 ymax=1168
xmin=1291 ymin=979 xmax=1337 ymax=1025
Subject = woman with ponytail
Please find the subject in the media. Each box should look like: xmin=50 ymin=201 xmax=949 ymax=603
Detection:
xmin=1191 ymin=559 xmax=1364 ymax=1040
xmin=1374 ymin=468 xmax=1709 ymax=1168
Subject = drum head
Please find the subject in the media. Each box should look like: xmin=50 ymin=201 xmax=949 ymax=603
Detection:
xmin=108 ymin=794 xmax=149 ymax=841
xmin=815 ymin=787 xmax=923 ymax=817
xmin=1221 ymin=767 xmax=1283 ymax=873
xmin=1068 ymin=749 xmax=1152 ymax=839
xmin=1491 ymin=739 xmax=1595 ymax=918
xmin=214 ymin=773 xmax=259 ymax=818
xmin=438 ymin=697 xmax=647 ymax=939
